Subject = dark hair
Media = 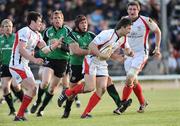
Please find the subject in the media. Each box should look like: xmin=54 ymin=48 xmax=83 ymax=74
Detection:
xmin=74 ymin=15 xmax=87 ymax=27
xmin=27 ymin=11 xmax=41 ymax=25
xmin=115 ymin=17 xmax=132 ymax=30
xmin=127 ymin=1 xmax=140 ymax=10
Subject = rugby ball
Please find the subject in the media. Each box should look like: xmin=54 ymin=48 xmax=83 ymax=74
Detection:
xmin=98 ymin=45 xmax=113 ymax=60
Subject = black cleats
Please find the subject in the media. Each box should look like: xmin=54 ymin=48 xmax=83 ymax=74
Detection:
xmin=30 ymin=102 xmax=40 ymax=114
xmin=113 ymin=108 xmax=121 ymax=115
xmin=8 ymin=110 xmax=16 ymax=116
xmin=75 ymin=100 xmax=81 ymax=108
xmin=14 ymin=116 xmax=27 ymax=121
xmin=58 ymin=89 xmax=68 ymax=107
xmin=61 ymin=110 xmax=70 ymax=119
xmin=113 ymin=98 xmax=132 ymax=115
xmin=137 ymin=101 xmax=148 ymax=113
xmin=81 ymin=114 xmax=92 ymax=119
xmin=119 ymin=98 xmax=132 ymax=113
xmin=36 ymin=110 xmax=43 ymax=117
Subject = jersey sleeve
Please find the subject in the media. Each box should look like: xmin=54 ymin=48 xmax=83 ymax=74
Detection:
xmin=38 ymin=33 xmax=44 ymax=42
xmin=18 ymin=28 xmax=28 ymax=43
xmin=93 ymin=30 xmax=111 ymax=45
xmin=145 ymin=17 xmax=158 ymax=31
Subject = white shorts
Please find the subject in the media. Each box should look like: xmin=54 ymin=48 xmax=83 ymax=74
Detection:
xmin=124 ymin=53 xmax=148 ymax=73
xmin=82 ymin=55 xmax=109 ymax=76
xmin=9 ymin=64 xmax=35 ymax=84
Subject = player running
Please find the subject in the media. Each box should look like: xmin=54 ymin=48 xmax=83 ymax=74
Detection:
xmin=9 ymin=11 xmax=61 ymax=121
xmin=120 ymin=1 xmax=161 ymax=113
xmin=58 ymin=17 xmax=134 ymax=118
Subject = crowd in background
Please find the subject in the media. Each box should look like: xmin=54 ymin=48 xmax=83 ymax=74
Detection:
xmin=0 ymin=0 xmax=180 ymax=75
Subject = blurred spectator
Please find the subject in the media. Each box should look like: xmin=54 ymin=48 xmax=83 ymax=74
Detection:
xmin=1 ymin=0 xmax=177 ymax=75
xmin=62 ymin=0 xmax=74 ymax=21
xmin=72 ymin=0 xmax=87 ymax=17
xmin=168 ymin=52 xmax=177 ymax=74
xmin=149 ymin=0 xmax=160 ymax=22
xmin=0 ymin=3 xmax=7 ymax=20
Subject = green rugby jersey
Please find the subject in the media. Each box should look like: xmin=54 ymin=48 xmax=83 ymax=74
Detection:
xmin=67 ymin=31 xmax=96 ymax=65
xmin=0 ymin=33 xmax=15 ymax=65
xmin=43 ymin=25 xmax=71 ymax=60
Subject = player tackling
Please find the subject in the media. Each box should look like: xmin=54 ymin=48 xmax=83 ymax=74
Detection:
xmin=58 ymin=17 xmax=134 ymax=118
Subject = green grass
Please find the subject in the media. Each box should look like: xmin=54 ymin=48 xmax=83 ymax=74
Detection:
xmin=0 ymin=86 xmax=180 ymax=126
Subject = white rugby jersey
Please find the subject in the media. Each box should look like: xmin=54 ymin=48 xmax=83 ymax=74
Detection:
xmin=10 ymin=26 xmax=43 ymax=66
xmin=127 ymin=15 xmax=157 ymax=55
xmin=93 ymin=29 xmax=129 ymax=53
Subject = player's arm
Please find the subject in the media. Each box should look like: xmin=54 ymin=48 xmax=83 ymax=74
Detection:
xmin=153 ymin=25 xmax=161 ymax=58
xmin=89 ymin=30 xmax=111 ymax=59
xmin=124 ymin=48 xmax=134 ymax=57
xmin=37 ymin=38 xmax=62 ymax=54
xmin=146 ymin=18 xmax=161 ymax=58
xmin=19 ymin=40 xmax=43 ymax=64
xmin=69 ymin=42 xmax=89 ymax=56
xmin=88 ymin=42 xmax=100 ymax=56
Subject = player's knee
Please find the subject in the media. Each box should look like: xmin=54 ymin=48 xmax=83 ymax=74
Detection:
xmin=84 ymin=87 xmax=95 ymax=93
xmin=32 ymin=86 xmax=37 ymax=97
xmin=88 ymin=87 xmax=95 ymax=92
xmin=48 ymin=87 xmax=54 ymax=95
xmin=125 ymin=76 xmax=133 ymax=86
xmin=101 ymin=87 xmax=106 ymax=94
xmin=3 ymin=87 xmax=9 ymax=95
xmin=41 ymin=81 xmax=49 ymax=89
xmin=13 ymin=85 xmax=21 ymax=92
xmin=126 ymin=69 xmax=138 ymax=86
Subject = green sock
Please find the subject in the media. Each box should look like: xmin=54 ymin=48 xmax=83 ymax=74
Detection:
xmin=107 ymin=84 xmax=121 ymax=107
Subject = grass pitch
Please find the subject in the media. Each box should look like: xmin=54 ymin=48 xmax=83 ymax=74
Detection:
xmin=0 ymin=82 xmax=180 ymax=126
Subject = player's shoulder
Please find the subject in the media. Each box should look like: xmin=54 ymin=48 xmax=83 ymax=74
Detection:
xmin=46 ymin=26 xmax=54 ymax=31
xmin=44 ymin=26 xmax=56 ymax=36
xmin=139 ymin=15 xmax=152 ymax=23
xmin=94 ymin=29 xmax=114 ymax=42
xmin=18 ymin=26 xmax=29 ymax=34
xmin=18 ymin=26 xmax=28 ymax=32
xmin=63 ymin=25 xmax=72 ymax=32
xmin=99 ymin=29 xmax=114 ymax=36
xmin=87 ymin=31 xmax=96 ymax=38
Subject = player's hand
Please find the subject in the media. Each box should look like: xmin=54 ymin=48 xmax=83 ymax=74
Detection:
xmin=33 ymin=58 xmax=44 ymax=65
xmin=72 ymin=42 xmax=79 ymax=48
xmin=71 ymin=42 xmax=81 ymax=54
xmin=124 ymin=48 xmax=134 ymax=57
xmin=50 ymin=37 xmax=63 ymax=49
xmin=50 ymin=39 xmax=61 ymax=49
xmin=153 ymin=48 xmax=161 ymax=60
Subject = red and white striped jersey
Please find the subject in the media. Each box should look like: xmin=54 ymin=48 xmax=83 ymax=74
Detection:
xmin=93 ymin=29 xmax=129 ymax=53
xmin=9 ymin=26 xmax=43 ymax=66
xmin=127 ymin=15 xmax=157 ymax=55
